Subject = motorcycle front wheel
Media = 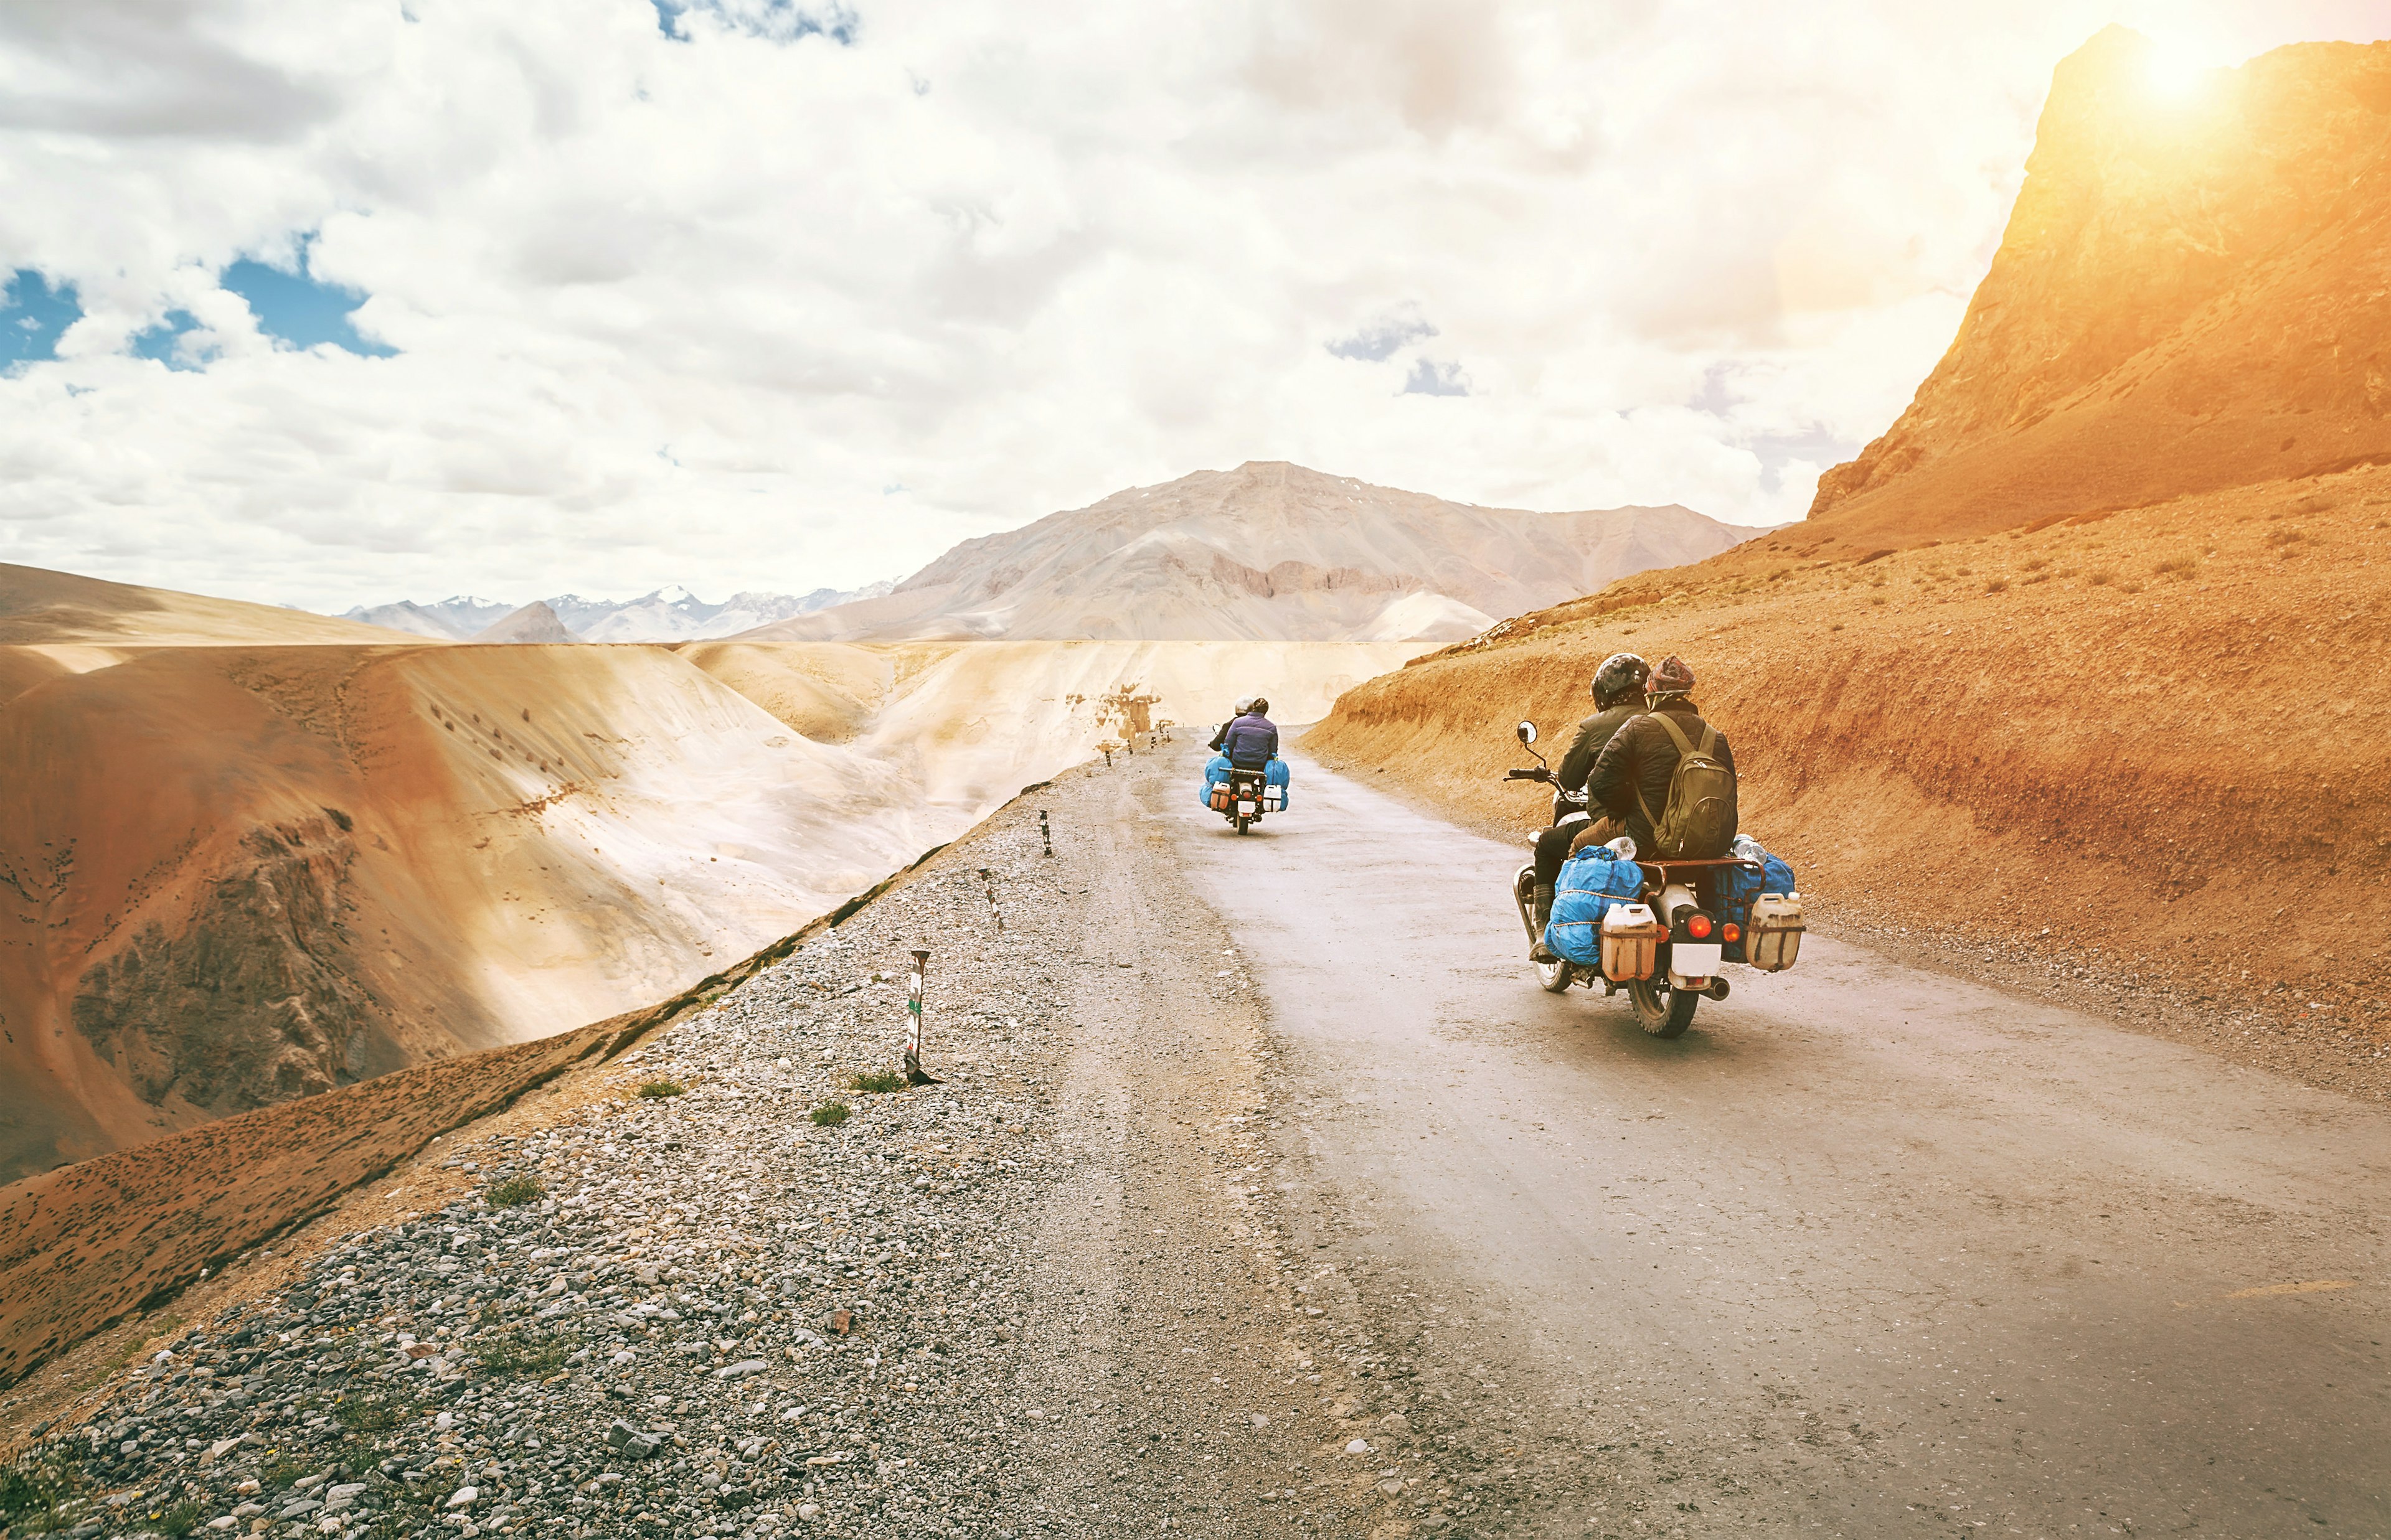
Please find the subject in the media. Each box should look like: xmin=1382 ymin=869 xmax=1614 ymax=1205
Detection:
xmin=1536 ymin=958 xmax=1574 ymax=993
xmin=1628 ymin=978 xmax=1697 ymax=1038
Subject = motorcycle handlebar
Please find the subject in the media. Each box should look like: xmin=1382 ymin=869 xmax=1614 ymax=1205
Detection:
xmin=1503 ymin=768 xmax=1550 ymax=782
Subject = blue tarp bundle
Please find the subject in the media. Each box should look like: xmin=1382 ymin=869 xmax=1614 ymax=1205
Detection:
xmin=1544 ymin=845 xmax=1646 ymax=965
xmin=1200 ymin=753 xmax=1290 ymax=810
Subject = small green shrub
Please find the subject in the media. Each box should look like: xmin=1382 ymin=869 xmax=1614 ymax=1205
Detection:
xmin=849 ymin=1070 xmax=907 ymax=1094
xmin=486 ymin=1175 xmax=544 ymax=1208
xmin=638 ymin=1080 xmax=686 ymax=1099
xmin=0 ymin=1462 xmax=69 ymax=1518
xmin=159 ymin=1498 xmax=207 ymax=1536
xmin=810 ymin=1102 xmax=851 ymax=1127
xmin=477 ymin=1333 xmax=570 ymax=1378
xmin=262 ymin=1458 xmax=313 ymax=1491
xmin=335 ymin=1392 xmax=407 ymax=1432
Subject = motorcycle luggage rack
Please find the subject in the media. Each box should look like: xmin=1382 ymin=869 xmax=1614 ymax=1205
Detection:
xmin=1634 ymin=855 xmax=1761 ymax=893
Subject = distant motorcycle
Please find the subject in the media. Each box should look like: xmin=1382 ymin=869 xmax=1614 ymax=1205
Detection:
xmin=1502 ymin=720 xmax=1802 ymax=1037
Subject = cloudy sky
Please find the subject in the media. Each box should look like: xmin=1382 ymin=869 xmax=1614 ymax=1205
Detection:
xmin=1 ymin=0 xmax=2383 ymax=612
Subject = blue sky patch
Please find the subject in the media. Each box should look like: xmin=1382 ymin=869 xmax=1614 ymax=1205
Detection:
xmin=131 ymin=309 xmax=212 ymax=372
xmin=1328 ymin=311 xmax=1436 ymax=363
xmin=1400 ymin=359 xmax=1469 ymax=397
xmin=223 ymin=243 xmax=396 ymax=358
xmin=650 ymin=0 xmax=858 ymax=44
xmin=1 ymin=270 xmax=82 ymax=370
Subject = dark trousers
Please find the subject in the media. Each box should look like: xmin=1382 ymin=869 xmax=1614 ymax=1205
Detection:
xmin=1534 ymin=815 xmax=1626 ymax=886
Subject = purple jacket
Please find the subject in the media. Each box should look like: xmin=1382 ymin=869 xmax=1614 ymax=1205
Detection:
xmin=1219 ymin=713 xmax=1279 ymax=768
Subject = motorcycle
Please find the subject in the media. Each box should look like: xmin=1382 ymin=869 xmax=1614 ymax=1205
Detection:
xmin=1209 ymin=763 xmax=1278 ymax=835
xmin=1503 ymin=720 xmax=1791 ymax=1038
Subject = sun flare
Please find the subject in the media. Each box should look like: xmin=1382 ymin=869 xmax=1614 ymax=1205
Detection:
xmin=2144 ymin=40 xmax=2214 ymax=101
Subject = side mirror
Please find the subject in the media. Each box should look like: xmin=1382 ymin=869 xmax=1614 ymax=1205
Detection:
xmin=1516 ymin=720 xmax=1537 ymax=746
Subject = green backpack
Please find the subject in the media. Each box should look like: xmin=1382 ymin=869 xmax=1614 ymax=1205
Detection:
xmin=1636 ymin=714 xmax=1736 ymax=858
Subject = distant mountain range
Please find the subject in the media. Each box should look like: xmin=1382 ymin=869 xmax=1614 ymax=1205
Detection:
xmin=750 ymin=461 xmax=1772 ymax=645
xmin=339 ymin=583 xmax=897 ymax=643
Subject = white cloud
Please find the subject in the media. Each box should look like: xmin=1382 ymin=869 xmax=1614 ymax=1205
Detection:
xmin=0 ymin=0 xmax=2380 ymax=609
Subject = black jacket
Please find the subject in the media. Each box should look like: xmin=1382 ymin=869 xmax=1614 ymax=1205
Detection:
xmin=1584 ymin=702 xmax=1738 ymax=854
xmin=1557 ymin=703 xmax=1644 ymax=796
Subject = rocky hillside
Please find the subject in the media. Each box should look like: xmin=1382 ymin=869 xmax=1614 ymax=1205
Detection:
xmin=753 ymin=462 xmax=1765 ymax=644
xmin=1811 ymin=29 xmax=2391 ymax=548
xmin=1305 ymin=29 xmax=2391 ymax=1083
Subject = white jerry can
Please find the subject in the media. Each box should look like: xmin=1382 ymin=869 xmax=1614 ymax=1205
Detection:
xmin=1746 ymin=893 xmax=1806 ymax=972
xmin=1600 ymin=902 xmax=1666 ymax=982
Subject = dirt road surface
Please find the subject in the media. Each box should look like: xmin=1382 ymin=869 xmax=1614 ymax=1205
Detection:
xmin=1169 ymin=745 xmax=2390 ymax=1538
xmin=14 ymin=742 xmax=2385 ymax=1540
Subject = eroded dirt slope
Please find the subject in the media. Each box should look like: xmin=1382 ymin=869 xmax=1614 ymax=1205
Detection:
xmin=0 ymin=582 xmax=1425 ymax=1186
xmin=0 ymin=641 xmax=952 ymax=1183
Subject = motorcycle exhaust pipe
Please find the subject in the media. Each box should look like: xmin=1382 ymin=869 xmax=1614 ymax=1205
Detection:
xmin=1702 ymin=977 xmax=1730 ymax=1001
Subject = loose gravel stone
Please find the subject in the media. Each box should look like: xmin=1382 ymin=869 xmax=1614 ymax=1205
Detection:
xmin=1 ymin=770 xmax=1437 ymax=1538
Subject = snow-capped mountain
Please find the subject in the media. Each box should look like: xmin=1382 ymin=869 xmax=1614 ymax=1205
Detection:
xmin=338 ymin=582 xmax=897 ymax=643
xmin=342 ymin=596 xmax=515 ymax=639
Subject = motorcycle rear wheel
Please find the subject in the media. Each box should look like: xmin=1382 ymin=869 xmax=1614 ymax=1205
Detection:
xmin=1234 ymin=816 xmax=1250 ymax=835
xmin=1628 ymin=978 xmax=1697 ymax=1038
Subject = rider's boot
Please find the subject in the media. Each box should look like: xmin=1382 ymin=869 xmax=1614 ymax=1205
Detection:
xmin=1529 ymin=882 xmax=1558 ymax=963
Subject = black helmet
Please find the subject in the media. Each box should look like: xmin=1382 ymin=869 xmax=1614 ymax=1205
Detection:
xmin=1591 ymin=652 xmax=1649 ymax=708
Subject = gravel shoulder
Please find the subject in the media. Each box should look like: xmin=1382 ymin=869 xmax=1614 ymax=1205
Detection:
xmin=0 ymin=753 xmax=1423 ymax=1540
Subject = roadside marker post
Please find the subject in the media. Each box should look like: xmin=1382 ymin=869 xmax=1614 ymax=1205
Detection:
xmin=904 ymin=949 xmax=940 ymax=1086
xmin=978 ymin=867 xmax=1003 ymax=932
xmin=1039 ymin=810 xmax=1053 ymax=858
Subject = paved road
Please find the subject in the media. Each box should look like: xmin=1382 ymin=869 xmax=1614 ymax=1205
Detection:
xmin=1171 ymin=748 xmax=2390 ymax=1536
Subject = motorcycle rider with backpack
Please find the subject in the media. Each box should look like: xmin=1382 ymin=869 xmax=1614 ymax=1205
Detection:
xmin=1583 ymin=654 xmax=1738 ymax=860
xmin=1526 ymin=652 xmax=1649 ymax=962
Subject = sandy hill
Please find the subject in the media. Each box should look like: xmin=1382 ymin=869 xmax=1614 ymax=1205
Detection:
xmin=0 ymin=556 xmax=1423 ymax=1183
xmin=1809 ymin=28 xmax=2391 ymax=550
xmin=752 ymin=461 xmax=1765 ymax=645
xmin=1304 ymin=29 xmax=2391 ymax=1083
xmin=0 ymin=563 xmax=413 ymax=650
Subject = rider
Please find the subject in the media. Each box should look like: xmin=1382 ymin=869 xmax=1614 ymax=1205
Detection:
xmin=1220 ymin=697 xmax=1278 ymax=769
xmin=1583 ymin=654 xmax=1738 ymax=857
xmin=1527 ymin=652 xmax=1648 ymax=963
xmin=1208 ymin=698 xmax=1257 ymax=753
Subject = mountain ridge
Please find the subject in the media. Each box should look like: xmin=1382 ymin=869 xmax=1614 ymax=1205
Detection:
xmin=341 ymin=583 xmax=897 ymax=644
xmin=752 ymin=461 xmax=1768 ymax=644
